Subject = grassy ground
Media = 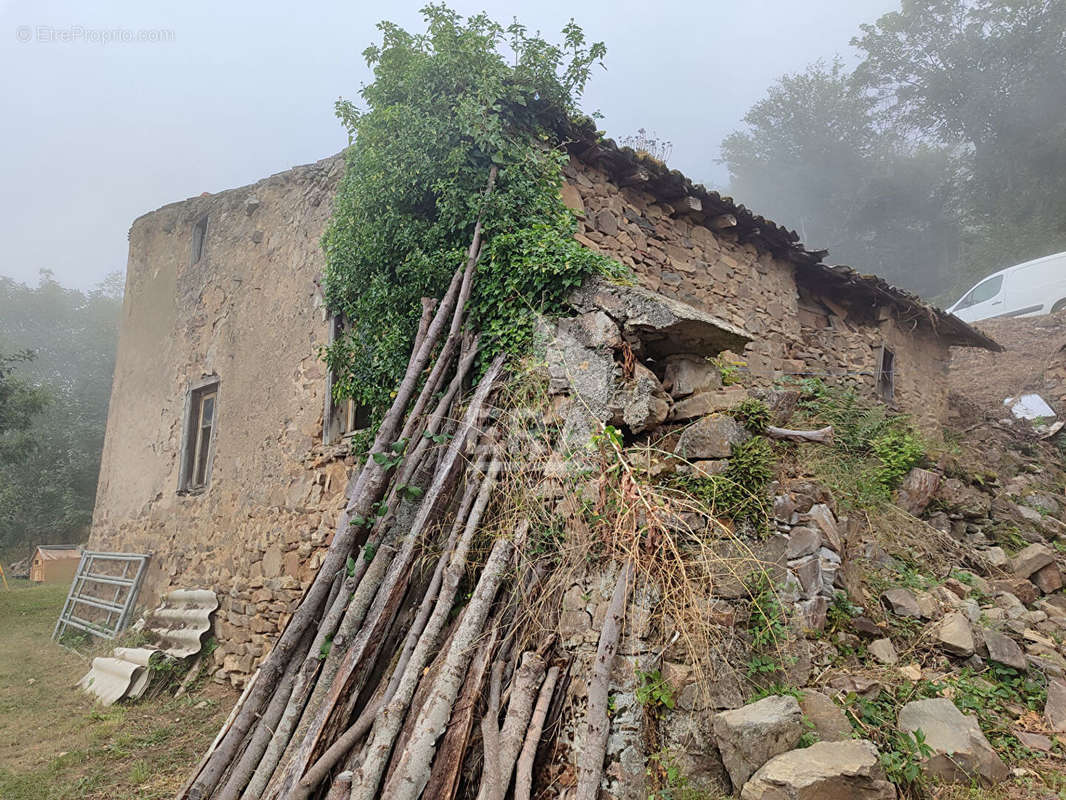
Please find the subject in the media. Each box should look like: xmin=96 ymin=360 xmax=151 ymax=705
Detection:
xmin=0 ymin=581 xmax=236 ymax=800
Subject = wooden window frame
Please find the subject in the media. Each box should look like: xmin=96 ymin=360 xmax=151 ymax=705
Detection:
xmin=323 ymin=315 xmax=372 ymax=445
xmin=178 ymin=376 xmax=220 ymax=493
xmin=876 ymin=345 xmax=895 ymax=405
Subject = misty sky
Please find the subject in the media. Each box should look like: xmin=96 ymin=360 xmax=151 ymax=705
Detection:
xmin=1 ymin=0 xmax=897 ymax=290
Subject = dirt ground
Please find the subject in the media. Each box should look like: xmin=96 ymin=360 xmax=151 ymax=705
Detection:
xmin=0 ymin=581 xmax=236 ymax=800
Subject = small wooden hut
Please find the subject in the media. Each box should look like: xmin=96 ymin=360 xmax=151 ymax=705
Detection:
xmin=29 ymin=545 xmax=82 ymax=584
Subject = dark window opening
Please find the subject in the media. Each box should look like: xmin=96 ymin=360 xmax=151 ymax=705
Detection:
xmin=324 ymin=315 xmax=373 ymax=444
xmin=179 ymin=379 xmax=218 ymax=492
xmin=877 ymin=346 xmax=895 ymax=404
xmin=191 ymin=215 xmax=208 ymax=265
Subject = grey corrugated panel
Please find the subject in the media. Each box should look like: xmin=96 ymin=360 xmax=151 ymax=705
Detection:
xmin=77 ymin=589 xmax=218 ymax=704
xmin=77 ymin=648 xmax=155 ymax=706
xmin=146 ymin=589 xmax=219 ymax=658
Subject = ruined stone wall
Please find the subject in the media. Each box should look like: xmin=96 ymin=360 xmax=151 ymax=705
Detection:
xmin=89 ymin=155 xmax=349 ymax=683
xmin=562 ymin=157 xmax=953 ymax=432
xmin=89 ymin=150 xmax=962 ymax=687
xmin=563 ymin=159 xmax=800 ymax=383
xmin=793 ymin=287 xmax=953 ymax=432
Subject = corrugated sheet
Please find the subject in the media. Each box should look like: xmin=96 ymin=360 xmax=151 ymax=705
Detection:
xmin=143 ymin=589 xmax=219 ymax=658
xmin=77 ymin=588 xmax=217 ymax=705
xmin=77 ymin=647 xmax=156 ymax=706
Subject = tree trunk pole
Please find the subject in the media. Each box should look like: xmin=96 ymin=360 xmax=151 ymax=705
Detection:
xmin=575 ymin=560 xmax=635 ymax=800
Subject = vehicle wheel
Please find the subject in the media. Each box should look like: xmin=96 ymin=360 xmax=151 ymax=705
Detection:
xmin=1053 ymin=299 xmax=1066 ymax=314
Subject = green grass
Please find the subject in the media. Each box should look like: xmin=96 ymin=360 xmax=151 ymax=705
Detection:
xmin=0 ymin=582 xmax=235 ymax=800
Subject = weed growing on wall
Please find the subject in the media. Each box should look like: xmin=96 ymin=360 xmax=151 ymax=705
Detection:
xmin=791 ymin=379 xmax=926 ymax=507
xmin=322 ymin=5 xmax=625 ymax=411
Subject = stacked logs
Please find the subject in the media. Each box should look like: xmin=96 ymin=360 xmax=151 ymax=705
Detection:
xmin=178 ymin=169 xmax=625 ymax=800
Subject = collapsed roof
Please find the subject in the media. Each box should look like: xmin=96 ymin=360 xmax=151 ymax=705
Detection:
xmin=563 ymin=119 xmax=1002 ymax=352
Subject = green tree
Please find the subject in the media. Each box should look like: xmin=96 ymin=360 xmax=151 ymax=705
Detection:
xmin=853 ymin=0 xmax=1066 ymax=294
xmin=720 ymin=60 xmax=962 ymax=295
xmin=0 ymin=351 xmax=49 ymax=465
xmin=323 ymin=4 xmax=622 ymax=412
xmin=0 ymin=271 xmax=122 ymax=557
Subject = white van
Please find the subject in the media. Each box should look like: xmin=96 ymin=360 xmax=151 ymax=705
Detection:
xmin=949 ymin=251 xmax=1066 ymax=323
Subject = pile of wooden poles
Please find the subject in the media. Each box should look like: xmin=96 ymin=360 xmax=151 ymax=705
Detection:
xmin=177 ymin=168 xmax=629 ymax=800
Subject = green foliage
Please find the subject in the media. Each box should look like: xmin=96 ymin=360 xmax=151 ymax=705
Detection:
xmin=646 ymin=749 xmax=712 ymax=800
xmin=322 ymin=5 xmax=624 ymax=411
xmin=824 ymin=590 xmax=860 ymax=635
xmin=674 ymin=436 xmax=774 ymax=533
xmin=944 ymin=664 xmax=1047 ymax=761
xmin=635 ymin=669 xmax=676 ymax=711
xmin=723 ymin=2 xmax=1066 ymax=300
xmin=744 ymin=575 xmax=790 ymax=678
xmin=0 ymin=350 xmax=49 ymax=466
xmin=0 ymin=271 xmax=122 ymax=559
xmin=879 ymin=729 xmax=933 ymax=789
xmin=729 ymin=398 xmax=770 ymax=434
xmin=870 ymin=429 xmax=924 ymax=493
xmin=843 ymin=684 xmax=934 ymax=793
xmin=712 ymin=356 xmax=743 ymax=387
xmin=793 ymin=380 xmax=924 ymax=508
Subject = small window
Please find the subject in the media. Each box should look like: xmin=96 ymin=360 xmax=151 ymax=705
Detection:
xmin=190 ymin=215 xmax=208 ymax=265
xmin=179 ymin=379 xmax=219 ymax=492
xmin=323 ymin=315 xmax=372 ymax=444
xmin=877 ymin=346 xmax=895 ymax=404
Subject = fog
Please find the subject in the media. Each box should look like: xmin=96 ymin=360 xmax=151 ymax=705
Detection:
xmin=1 ymin=0 xmax=894 ymax=291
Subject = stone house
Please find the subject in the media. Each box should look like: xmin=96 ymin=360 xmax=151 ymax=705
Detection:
xmin=87 ymin=136 xmax=998 ymax=682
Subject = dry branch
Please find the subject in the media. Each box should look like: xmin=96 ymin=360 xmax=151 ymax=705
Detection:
xmin=374 ymin=521 xmax=526 ymax=800
xmin=422 ymin=629 xmax=497 ymax=800
xmin=292 ymin=455 xmax=504 ymax=800
xmin=478 ymin=651 xmax=546 ymax=800
xmin=575 ymin=559 xmax=635 ymax=800
xmin=514 ymin=665 xmax=559 ymax=800
xmin=764 ymin=425 xmax=834 ymax=444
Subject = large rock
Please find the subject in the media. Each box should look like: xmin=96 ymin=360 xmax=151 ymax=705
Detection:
xmin=936 ymin=612 xmax=975 ymax=657
xmin=868 ymin=638 xmax=899 ymax=665
xmin=896 ymin=468 xmax=940 ymax=516
xmin=668 ymin=385 xmax=747 ymax=422
xmin=982 ymin=629 xmax=1027 ymax=670
xmin=1045 ymin=679 xmax=1066 ymax=732
xmin=616 ymin=361 xmax=670 ymax=434
xmin=799 ymin=504 xmax=843 ymax=553
xmin=740 ymin=740 xmax=895 ymax=800
xmin=547 ymin=279 xmax=752 ymax=442
xmin=568 ymin=277 xmax=751 ymax=360
xmin=675 ymin=415 xmax=750 ymax=460
xmin=786 ymin=527 xmax=821 ymax=560
xmin=898 ymin=698 xmax=1007 ymax=786
xmin=881 ymin=588 xmax=922 ymax=619
xmin=1012 ymin=543 xmax=1056 ymax=579
xmin=934 ymin=478 xmax=992 ymax=518
xmin=1033 ymin=563 xmax=1064 ymax=594
xmin=661 ymin=353 xmax=722 ymax=398
xmin=798 ymin=691 xmax=852 ymax=742
xmin=713 ymin=695 xmax=805 ymax=791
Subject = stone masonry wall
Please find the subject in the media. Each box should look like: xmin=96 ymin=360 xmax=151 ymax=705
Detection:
xmin=88 ymin=155 xmax=351 ymax=684
xmin=90 ymin=150 xmax=961 ymax=686
xmin=562 ymin=157 xmax=953 ymax=432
